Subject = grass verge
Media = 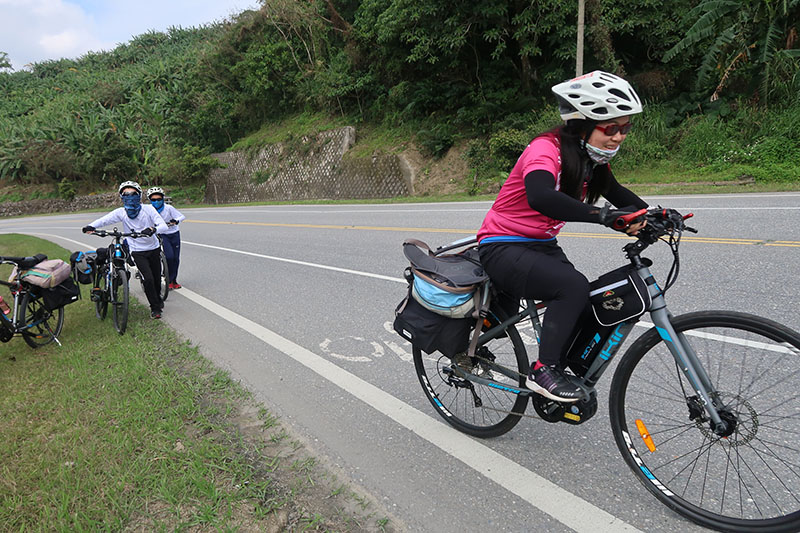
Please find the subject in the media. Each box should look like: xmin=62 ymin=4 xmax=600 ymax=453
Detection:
xmin=0 ymin=234 xmax=396 ymax=532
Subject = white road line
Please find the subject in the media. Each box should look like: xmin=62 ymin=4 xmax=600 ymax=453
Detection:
xmin=176 ymin=286 xmax=641 ymax=533
xmin=183 ymin=240 xmax=407 ymax=284
xmin=183 ymin=205 xmax=800 ymax=215
xmin=4 ymin=232 xmax=95 ymax=250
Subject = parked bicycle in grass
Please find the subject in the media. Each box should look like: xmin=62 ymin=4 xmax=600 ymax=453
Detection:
xmin=395 ymin=209 xmax=800 ymax=532
xmin=86 ymin=228 xmax=149 ymax=335
xmin=0 ymin=254 xmax=75 ymax=348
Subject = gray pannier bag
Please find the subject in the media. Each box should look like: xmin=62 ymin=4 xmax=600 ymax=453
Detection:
xmin=393 ymin=238 xmax=491 ymax=358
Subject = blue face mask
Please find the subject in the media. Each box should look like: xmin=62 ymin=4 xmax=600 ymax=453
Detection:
xmin=150 ymin=199 xmax=164 ymax=212
xmin=121 ymin=193 xmax=142 ymax=219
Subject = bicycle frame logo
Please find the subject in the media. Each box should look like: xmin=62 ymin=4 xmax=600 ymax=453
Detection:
xmin=599 ymin=324 xmax=626 ymax=361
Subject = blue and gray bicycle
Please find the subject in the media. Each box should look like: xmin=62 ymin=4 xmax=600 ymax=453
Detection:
xmin=412 ymin=209 xmax=800 ymax=532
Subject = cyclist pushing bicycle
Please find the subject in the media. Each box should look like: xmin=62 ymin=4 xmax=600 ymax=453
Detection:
xmin=478 ymin=70 xmax=651 ymax=402
xmin=82 ymin=181 xmax=168 ymax=319
xmin=146 ymin=186 xmax=186 ymax=290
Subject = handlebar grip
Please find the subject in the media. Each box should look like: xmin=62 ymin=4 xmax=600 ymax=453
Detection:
xmin=612 ymin=208 xmax=648 ymax=230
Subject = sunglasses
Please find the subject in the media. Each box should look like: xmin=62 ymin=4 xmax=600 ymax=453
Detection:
xmin=595 ymin=123 xmax=633 ymax=136
xmin=120 ymin=192 xmax=140 ymax=198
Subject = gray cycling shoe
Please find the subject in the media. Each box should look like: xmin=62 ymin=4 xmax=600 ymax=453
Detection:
xmin=527 ymin=364 xmax=582 ymax=402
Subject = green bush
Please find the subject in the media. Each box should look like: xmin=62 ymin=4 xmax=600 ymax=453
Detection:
xmin=488 ymin=129 xmax=529 ymax=171
xmin=416 ymin=123 xmax=456 ymax=158
xmin=150 ymin=144 xmax=223 ymax=188
xmin=58 ymin=178 xmax=76 ymax=200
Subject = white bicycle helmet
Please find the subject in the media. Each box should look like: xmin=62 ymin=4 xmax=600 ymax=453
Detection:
xmin=118 ymin=180 xmax=142 ymax=195
xmin=551 ymin=70 xmax=643 ymax=122
xmin=147 ymin=186 xmax=165 ymax=199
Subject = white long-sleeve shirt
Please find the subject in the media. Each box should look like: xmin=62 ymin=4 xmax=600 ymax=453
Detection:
xmin=153 ymin=204 xmax=185 ymax=235
xmin=89 ymin=205 xmax=168 ymax=252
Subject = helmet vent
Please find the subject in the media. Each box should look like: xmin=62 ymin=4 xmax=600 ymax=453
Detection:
xmin=608 ymin=88 xmax=631 ymax=101
xmin=592 ymin=82 xmax=606 ymax=88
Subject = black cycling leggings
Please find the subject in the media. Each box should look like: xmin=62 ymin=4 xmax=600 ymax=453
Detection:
xmin=479 ymin=240 xmax=590 ymax=366
xmin=132 ymin=248 xmax=163 ymax=312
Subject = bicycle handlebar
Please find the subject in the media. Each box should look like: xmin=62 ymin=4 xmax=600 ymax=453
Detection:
xmin=638 ymin=207 xmax=697 ymax=243
xmin=90 ymin=228 xmax=149 ymax=239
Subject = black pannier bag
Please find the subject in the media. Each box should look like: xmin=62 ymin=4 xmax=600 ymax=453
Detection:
xmin=40 ymin=277 xmax=80 ymax=311
xmin=94 ymin=247 xmax=109 ymax=265
xmin=393 ymin=296 xmax=473 ymax=358
xmin=69 ymin=250 xmax=97 ymax=284
xmin=588 ymin=265 xmax=651 ymax=326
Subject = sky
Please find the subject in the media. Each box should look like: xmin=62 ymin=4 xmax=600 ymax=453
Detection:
xmin=0 ymin=0 xmax=260 ymax=70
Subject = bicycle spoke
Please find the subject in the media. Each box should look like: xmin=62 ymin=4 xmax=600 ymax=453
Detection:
xmin=611 ymin=312 xmax=800 ymax=528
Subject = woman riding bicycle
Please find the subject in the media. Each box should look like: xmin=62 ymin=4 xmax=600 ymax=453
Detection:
xmin=146 ymin=186 xmax=186 ymax=290
xmin=82 ymin=181 xmax=168 ymax=319
xmin=478 ymin=71 xmax=649 ymax=402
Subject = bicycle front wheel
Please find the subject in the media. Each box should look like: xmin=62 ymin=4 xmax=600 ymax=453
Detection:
xmin=609 ymin=311 xmax=800 ymax=532
xmin=95 ymin=267 xmax=109 ymax=320
xmin=20 ymin=291 xmax=64 ymax=348
xmin=159 ymin=251 xmax=169 ymax=302
xmin=111 ymin=268 xmax=129 ymax=335
xmin=413 ymin=315 xmax=529 ymax=438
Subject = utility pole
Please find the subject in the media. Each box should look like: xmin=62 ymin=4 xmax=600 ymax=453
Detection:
xmin=576 ymin=0 xmax=585 ymax=76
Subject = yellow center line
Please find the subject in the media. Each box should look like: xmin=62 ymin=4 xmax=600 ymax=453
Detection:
xmin=185 ymin=219 xmax=799 ymax=247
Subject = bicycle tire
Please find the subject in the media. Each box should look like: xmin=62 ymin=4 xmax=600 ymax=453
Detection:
xmin=413 ymin=311 xmax=529 ymax=438
xmin=111 ymin=268 xmax=129 ymax=335
xmin=20 ymin=290 xmax=64 ymax=348
xmin=159 ymin=251 xmax=169 ymax=302
xmin=609 ymin=311 xmax=800 ymax=532
xmin=95 ymin=266 xmax=109 ymax=320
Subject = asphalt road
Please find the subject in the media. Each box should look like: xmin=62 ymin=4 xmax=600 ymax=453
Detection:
xmin=2 ymin=192 xmax=799 ymax=532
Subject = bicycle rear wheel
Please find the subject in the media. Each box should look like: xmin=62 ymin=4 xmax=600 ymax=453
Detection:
xmin=95 ymin=266 xmax=109 ymax=320
xmin=413 ymin=313 xmax=529 ymax=438
xmin=111 ymin=268 xmax=129 ymax=335
xmin=609 ymin=311 xmax=800 ymax=532
xmin=20 ymin=291 xmax=64 ymax=348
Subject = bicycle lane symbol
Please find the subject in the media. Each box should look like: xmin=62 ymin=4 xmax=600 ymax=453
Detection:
xmin=319 ymin=320 xmax=539 ymax=363
xmin=319 ymin=321 xmax=413 ymax=363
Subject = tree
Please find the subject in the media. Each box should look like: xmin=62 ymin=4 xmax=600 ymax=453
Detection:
xmin=0 ymin=51 xmax=12 ymax=72
xmin=663 ymin=0 xmax=800 ymax=105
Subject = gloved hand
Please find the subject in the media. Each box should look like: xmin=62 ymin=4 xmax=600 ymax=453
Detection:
xmin=598 ymin=204 xmax=647 ymax=233
xmin=141 ymin=227 xmax=155 ymax=236
xmin=82 ymin=225 xmax=95 ymax=233
xmin=169 ymin=219 xmax=178 ymax=225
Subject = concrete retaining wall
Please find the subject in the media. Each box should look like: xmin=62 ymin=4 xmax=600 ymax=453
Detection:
xmin=204 ymin=127 xmax=413 ymax=204
xmin=0 ymin=193 xmax=119 ymax=219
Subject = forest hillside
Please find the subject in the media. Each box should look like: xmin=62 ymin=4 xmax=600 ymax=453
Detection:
xmin=1 ymin=0 xmax=799 ymax=204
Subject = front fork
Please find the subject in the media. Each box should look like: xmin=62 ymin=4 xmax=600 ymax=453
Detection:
xmin=642 ymin=269 xmax=730 ymax=435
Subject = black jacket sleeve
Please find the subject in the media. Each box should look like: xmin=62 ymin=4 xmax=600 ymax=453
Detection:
xmin=604 ymin=171 xmax=648 ymax=210
xmin=524 ymin=170 xmax=601 ymax=223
